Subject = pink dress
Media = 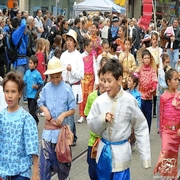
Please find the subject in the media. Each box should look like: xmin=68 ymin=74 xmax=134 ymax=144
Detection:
xmin=154 ymin=91 xmax=180 ymax=178
xmin=138 ymin=65 xmax=157 ymax=100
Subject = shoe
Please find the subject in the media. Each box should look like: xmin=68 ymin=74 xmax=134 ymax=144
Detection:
xmin=131 ymin=142 xmax=137 ymax=151
xmin=71 ymin=141 xmax=76 ymax=146
xmin=23 ymin=100 xmax=28 ymax=104
xmin=39 ymin=112 xmax=45 ymax=117
xmin=78 ymin=116 xmax=85 ymax=123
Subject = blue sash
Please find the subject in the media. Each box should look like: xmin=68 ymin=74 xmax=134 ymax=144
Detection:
xmin=97 ymin=138 xmax=128 ymax=180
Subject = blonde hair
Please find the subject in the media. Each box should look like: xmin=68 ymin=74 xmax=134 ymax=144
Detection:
xmin=44 ymin=39 xmax=50 ymax=51
xmin=36 ymin=38 xmax=45 ymax=53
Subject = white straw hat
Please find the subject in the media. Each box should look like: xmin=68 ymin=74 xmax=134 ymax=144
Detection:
xmin=44 ymin=57 xmax=65 ymax=75
xmin=62 ymin=29 xmax=77 ymax=43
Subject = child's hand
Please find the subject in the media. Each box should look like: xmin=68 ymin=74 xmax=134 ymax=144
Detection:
xmin=44 ymin=109 xmax=52 ymax=121
xmin=31 ymin=174 xmax=40 ymax=180
xmin=177 ymin=129 xmax=180 ymax=136
xmin=67 ymin=64 xmax=72 ymax=71
xmin=170 ymin=36 xmax=175 ymax=42
xmin=56 ymin=113 xmax=65 ymax=126
xmin=135 ymin=67 xmax=140 ymax=73
xmin=105 ymin=112 xmax=114 ymax=123
xmin=32 ymin=84 xmax=38 ymax=89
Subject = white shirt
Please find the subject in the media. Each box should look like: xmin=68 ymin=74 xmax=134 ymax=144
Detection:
xmin=0 ymin=86 xmax=7 ymax=112
xmin=34 ymin=16 xmax=43 ymax=38
xmin=60 ymin=49 xmax=84 ymax=103
xmin=87 ymin=89 xmax=151 ymax=172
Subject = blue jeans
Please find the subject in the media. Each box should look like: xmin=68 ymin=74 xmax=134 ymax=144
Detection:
xmin=14 ymin=64 xmax=29 ymax=101
xmin=167 ymin=48 xmax=179 ymax=68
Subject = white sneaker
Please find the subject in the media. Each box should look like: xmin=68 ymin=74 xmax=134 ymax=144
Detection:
xmin=131 ymin=142 xmax=137 ymax=151
xmin=78 ymin=116 xmax=85 ymax=123
xmin=39 ymin=112 xmax=45 ymax=117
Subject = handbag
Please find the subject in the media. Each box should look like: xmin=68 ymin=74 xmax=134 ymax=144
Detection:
xmin=55 ymin=124 xmax=74 ymax=163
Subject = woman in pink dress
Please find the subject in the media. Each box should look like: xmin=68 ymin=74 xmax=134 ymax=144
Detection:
xmin=154 ymin=68 xmax=180 ymax=180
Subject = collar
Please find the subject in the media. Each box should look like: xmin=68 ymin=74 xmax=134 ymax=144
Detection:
xmin=111 ymin=86 xmax=124 ymax=100
xmin=142 ymin=65 xmax=151 ymax=71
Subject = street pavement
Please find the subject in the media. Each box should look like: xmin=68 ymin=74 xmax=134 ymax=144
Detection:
xmin=21 ymin=102 xmax=179 ymax=180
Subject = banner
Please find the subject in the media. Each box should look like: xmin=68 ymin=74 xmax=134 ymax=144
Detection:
xmin=138 ymin=0 xmax=152 ymax=30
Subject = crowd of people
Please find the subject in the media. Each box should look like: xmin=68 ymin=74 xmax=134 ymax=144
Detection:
xmin=0 ymin=1 xmax=180 ymax=180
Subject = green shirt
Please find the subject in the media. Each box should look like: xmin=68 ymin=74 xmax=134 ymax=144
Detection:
xmin=84 ymin=90 xmax=101 ymax=146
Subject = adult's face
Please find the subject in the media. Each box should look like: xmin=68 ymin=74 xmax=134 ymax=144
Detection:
xmin=37 ymin=10 xmax=42 ymax=18
xmin=173 ymin=20 xmax=179 ymax=28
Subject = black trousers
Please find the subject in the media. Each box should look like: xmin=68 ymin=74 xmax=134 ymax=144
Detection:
xmin=27 ymin=98 xmax=39 ymax=125
xmin=0 ymin=64 xmax=5 ymax=78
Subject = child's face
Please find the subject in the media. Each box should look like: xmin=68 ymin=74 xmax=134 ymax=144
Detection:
xmin=28 ymin=59 xmax=37 ymax=70
xmin=4 ymin=80 xmax=22 ymax=112
xmin=177 ymin=59 xmax=180 ymax=65
xmin=43 ymin=44 xmax=46 ymax=51
xmin=143 ymin=54 xmax=151 ymax=66
xmin=118 ymin=27 xmax=124 ymax=37
xmin=91 ymin=25 xmax=98 ymax=35
xmin=124 ymin=40 xmax=131 ymax=51
xmin=85 ymin=42 xmax=93 ymax=53
xmin=66 ymin=37 xmax=76 ymax=52
xmin=103 ymin=44 xmax=110 ymax=54
xmin=63 ymin=21 xmax=69 ymax=29
xmin=163 ymin=58 xmax=170 ymax=67
xmin=167 ymin=71 xmax=179 ymax=90
xmin=127 ymin=77 xmax=135 ymax=90
xmin=46 ymin=44 xmax=50 ymax=51
xmin=151 ymin=35 xmax=158 ymax=47
xmin=99 ymin=73 xmax=106 ymax=94
xmin=103 ymin=72 xmax=122 ymax=98
xmin=50 ymin=72 xmax=62 ymax=86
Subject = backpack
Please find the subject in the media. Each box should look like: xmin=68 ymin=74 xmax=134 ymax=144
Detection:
xmin=5 ymin=30 xmax=22 ymax=64
xmin=48 ymin=26 xmax=58 ymax=46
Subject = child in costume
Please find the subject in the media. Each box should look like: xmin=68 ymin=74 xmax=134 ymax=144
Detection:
xmin=157 ymin=54 xmax=170 ymax=133
xmin=96 ymin=39 xmax=111 ymax=71
xmin=78 ymin=38 xmax=98 ymax=123
xmin=85 ymin=68 xmax=106 ymax=180
xmin=60 ymin=29 xmax=84 ymax=146
xmin=137 ymin=49 xmax=158 ymax=133
xmin=119 ymin=37 xmax=136 ymax=90
xmin=37 ymin=57 xmax=76 ymax=180
xmin=127 ymin=72 xmax=141 ymax=151
xmin=154 ymin=68 xmax=180 ymax=180
xmin=147 ymin=32 xmax=163 ymax=118
xmin=0 ymin=72 xmax=39 ymax=180
xmin=87 ymin=59 xmax=151 ymax=180
xmin=89 ymin=22 xmax=102 ymax=58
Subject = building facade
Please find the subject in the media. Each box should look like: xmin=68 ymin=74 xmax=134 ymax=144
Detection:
xmin=0 ymin=0 xmax=83 ymax=19
xmin=0 ymin=0 xmax=177 ymax=21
